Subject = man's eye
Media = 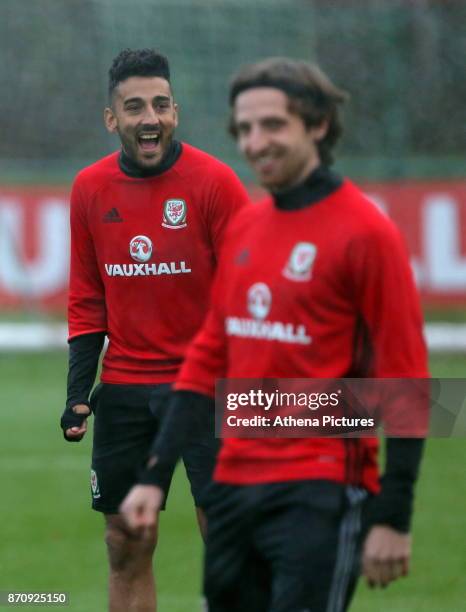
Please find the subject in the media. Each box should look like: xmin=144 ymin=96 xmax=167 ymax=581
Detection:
xmin=265 ymin=120 xmax=283 ymax=131
xmin=126 ymin=105 xmax=141 ymax=113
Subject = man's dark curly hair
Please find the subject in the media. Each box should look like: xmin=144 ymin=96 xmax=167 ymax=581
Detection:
xmin=108 ymin=48 xmax=171 ymax=100
xmin=229 ymin=57 xmax=348 ymax=167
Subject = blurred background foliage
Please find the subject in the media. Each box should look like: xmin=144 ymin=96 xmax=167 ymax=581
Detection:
xmin=1 ymin=0 xmax=465 ymax=183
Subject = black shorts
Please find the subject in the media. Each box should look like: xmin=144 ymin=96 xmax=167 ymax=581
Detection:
xmin=89 ymin=383 xmax=218 ymax=514
xmin=202 ymin=480 xmax=367 ymax=612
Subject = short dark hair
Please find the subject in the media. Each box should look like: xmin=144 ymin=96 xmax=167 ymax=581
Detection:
xmin=108 ymin=48 xmax=171 ymax=100
xmin=229 ymin=57 xmax=348 ymax=166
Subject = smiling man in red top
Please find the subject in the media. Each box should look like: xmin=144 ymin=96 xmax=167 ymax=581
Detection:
xmin=59 ymin=48 xmax=249 ymax=612
xmin=121 ymin=58 xmax=428 ymax=612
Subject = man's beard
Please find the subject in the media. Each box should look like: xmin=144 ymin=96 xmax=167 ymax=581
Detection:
xmin=120 ymin=129 xmax=172 ymax=170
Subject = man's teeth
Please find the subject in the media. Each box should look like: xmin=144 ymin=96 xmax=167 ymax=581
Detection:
xmin=140 ymin=134 xmax=160 ymax=141
xmin=256 ymin=156 xmax=274 ymax=166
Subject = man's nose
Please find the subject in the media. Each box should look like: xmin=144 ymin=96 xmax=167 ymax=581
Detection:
xmin=141 ymin=105 xmax=160 ymax=124
xmin=245 ymin=126 xmax=269 ymax=155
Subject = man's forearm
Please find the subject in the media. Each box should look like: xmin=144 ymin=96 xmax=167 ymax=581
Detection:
xmin=66 ymin=332 xmax=106 ymax=408
xmin=139 ymin=391 xmax=215 ymax=490
xmin=366 ymin=438 xmax=425 ymax=532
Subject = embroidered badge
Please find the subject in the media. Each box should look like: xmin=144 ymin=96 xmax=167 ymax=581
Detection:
xmin=282 ymin=242 xmax=317 ymax=282
xmin=162 ymin=199 xmax=187 ymax=229
xmin=90 ymin=469 xmax=101 ymax=499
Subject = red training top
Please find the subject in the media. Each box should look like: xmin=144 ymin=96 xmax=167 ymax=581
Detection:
xmin=68 ymin=143 xmax=249 ymax=384
xmin=175 ymin=178 xmax=429 ymax=492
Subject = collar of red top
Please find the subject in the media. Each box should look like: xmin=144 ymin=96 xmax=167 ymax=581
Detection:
xmin=273 ymin=165 xmax=342 ymax=210
xmin=118 ymin=139 xmax=182 ymax=178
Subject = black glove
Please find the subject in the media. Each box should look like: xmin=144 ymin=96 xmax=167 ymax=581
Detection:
xmin=60 ymin=402 xmax=91 ymax=442
xmin=61 ymin=331 xmax=105 ymax=442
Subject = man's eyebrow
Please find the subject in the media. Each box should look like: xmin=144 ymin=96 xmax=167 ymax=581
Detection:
xmin=123 ymin=97 xmax=144 ymax=106
xmin=236 ymin=115 xmax=286 ymax=126
xmin=123 ymin=95 xmax=171 ymax=106
xmin=261 ymin=116 xmax=286 ymax=123
xmin=153 ymin=95 xmax=171 ymax=102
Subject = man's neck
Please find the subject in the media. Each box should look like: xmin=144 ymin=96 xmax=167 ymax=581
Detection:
xmin=118 ymin=140 xmax=182 ymax=178
xmin=273 ymin=165 xmax=342 ymax=210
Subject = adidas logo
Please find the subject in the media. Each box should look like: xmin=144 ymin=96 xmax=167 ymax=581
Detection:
xmin=103 ymin=208 xmax=123 ymax=223
xmin=235 ymin=248 xmax=250 ymax=265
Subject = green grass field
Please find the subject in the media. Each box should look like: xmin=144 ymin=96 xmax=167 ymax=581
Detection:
xmin=0 ymin=351 xmax=465 ymax=611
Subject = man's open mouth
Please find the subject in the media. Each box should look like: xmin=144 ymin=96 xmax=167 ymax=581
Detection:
xmin=138 ymin=133 xmax=161 ymax=152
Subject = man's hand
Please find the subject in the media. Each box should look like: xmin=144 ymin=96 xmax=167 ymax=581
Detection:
xmin=362 ymin=525 xmax=411 ymax=588
xmin=60 ymin=403 xmax=91 ymax=442
xmin=120 ymin=485 xmax=165 ymax=531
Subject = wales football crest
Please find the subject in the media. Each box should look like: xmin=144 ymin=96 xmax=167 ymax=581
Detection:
xmin=162 ymin=199 xmax=187 ymax=229
xmin=90 ymin=469 xmax=101 ymax=499
xmin=282 ymin=242 xmax=317 ymax=282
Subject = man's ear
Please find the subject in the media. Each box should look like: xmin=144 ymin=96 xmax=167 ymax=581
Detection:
xmin=311 ymin=119 xmax=329 ymax=142
xmin=104 ymin=107 xmax=118 ymax=134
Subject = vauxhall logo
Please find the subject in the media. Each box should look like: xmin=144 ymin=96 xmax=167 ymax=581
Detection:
xmin=105 ymin=235 xmax=192 ymax=277
xmin=129 ymin=235 xmax=152 ymax=262
xmin=225 ymin=282 xmax=312 ymax=345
